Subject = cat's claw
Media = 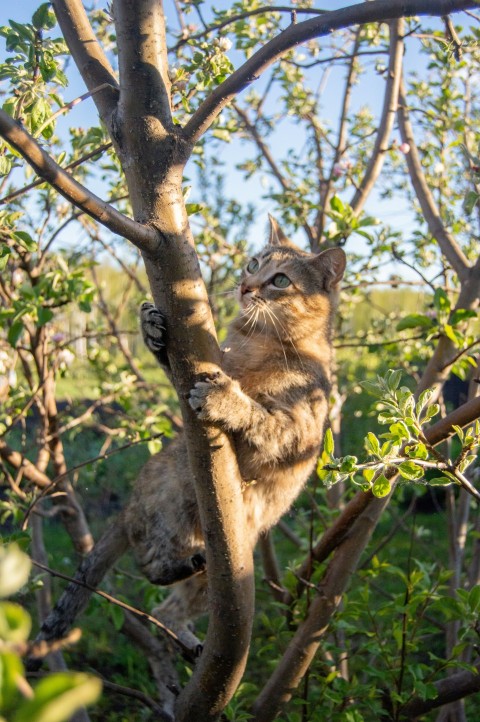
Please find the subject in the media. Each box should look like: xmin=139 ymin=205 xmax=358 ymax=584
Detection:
xmin=188 ymin=372 xmax=230 ymax=420
xmin=141 ymin=302 xmax=167 ymax=353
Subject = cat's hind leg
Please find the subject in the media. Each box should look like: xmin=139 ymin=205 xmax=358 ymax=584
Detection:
xmin=152 ymin=574 xmax=208 ymax=656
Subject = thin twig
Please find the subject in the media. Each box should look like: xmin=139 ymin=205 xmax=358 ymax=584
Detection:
xmin=21 ymin=433 xmax=164 ymax=528
xmin=31 ymin=560 xmax=196 ymax=660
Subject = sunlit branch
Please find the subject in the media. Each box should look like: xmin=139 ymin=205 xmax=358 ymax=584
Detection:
xmin=0 ymin=111 xmax=158 ymax=253
xmin=350 ymin=19 xmax=404 ymax=214
xmin=51 ymin=0 xmax=119 ymax=129
xmin=183 ymin=0 xmax=478 ymax=145
xmin=0 ymin=142 xmax=113 ymax=206
xmin=397 ymin=79 xmax=471 ymax=279
xmin=170 ymin=5 xmax=326 ymax=50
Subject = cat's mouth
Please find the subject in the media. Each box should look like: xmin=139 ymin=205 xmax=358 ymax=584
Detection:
xmin=238 ymin=285 xmax=256 ymax=309
xmin=240 ymin=292 xmax=253 ymax=309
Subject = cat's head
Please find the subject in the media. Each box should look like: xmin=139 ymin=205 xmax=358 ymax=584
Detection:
xmin=237 ymin=217 xmax=346 ymax=339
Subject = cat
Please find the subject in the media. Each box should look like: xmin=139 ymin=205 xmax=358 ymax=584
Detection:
xmin=32 ymin=217 xmax=345 ymax=664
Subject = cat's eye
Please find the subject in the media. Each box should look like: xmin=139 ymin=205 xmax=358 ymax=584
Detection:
xmin=246 ymin=258 xmax=259 ymax=274
xmin=271 ymin=273 xmax=291 ymax=288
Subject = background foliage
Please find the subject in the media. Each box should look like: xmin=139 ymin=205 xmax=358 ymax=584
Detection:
xmin=0 ymin=1 xmax=479 ymax=720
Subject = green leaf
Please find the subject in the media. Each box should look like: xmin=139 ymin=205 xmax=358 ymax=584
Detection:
xmin=0 ymin=544 xmax=31 ymax=597
xmin=443 ymin=324 xmax=462 ymax=347
xmin=8 ymin=21 xmax=35 ymax=43
xmin=468 ymin=585 xmax=480 ymax=613
xmin=416 ymin=388 xmax=434 ymax=417
xmin=32 ymin=3 xmax=57 ymax=30
xmin=434 ymin=288 xmax=451 ymax=314
xmin=330 ymin=195 xmax=344 ymax=213
xmin=13 ymin=673 xmax=102 ymax=722
xmin=423 ymin=403 xmax=440 ymax=421
xmin=372 ymin=474 xmax=392 ymax=498
xmin=0 ymin=602 xmax=31 ymax=642
xmin=0 ymin=245 xmax=11 ymax=271
xmin=428 ymin=476 xmax=453 ymax=486
xmin=339 ymin=455 xmax=358 ymax=473
xmin=37 ymin=307 xmax=54 ymax=327
xmin=398 ymin=461 xmax=424 ymax=480
xmin=185 ymin=203 xmax=203 ymax=215
xmin=411 ymin=442 xmax=429 ymax=460
xmin=396 ymin=314 xmax=434 ymax=331
xmin=7 ymin=321 xmax=24 ymax=348
xmin=0 ymin=155 xmax=12 ymax=177
xmin=450 ymin=309 xmax=477 ymax=326
xmin=363 ymin=467 xmax=375 ymax=483
xmin=360 ymin=380 xmax=383 ymax=398
xmin=109 ymin=604 xmax=124 ymax=631
xmin=323 ymin=427 xmax=334 ymax=456
xmin=0 ymin=651 xmax=24 ymax=711
xmin=385 ymin=369 xmax=403 ymax=391
xmin=365 ymin=432 xmax=380 ymax=457
xmin=463 ymin=190 xmax=479 ymax=215
xmin=13 ymin=232 xmax=37 ymax=252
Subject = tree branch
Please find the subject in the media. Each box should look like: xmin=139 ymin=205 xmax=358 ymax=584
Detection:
xmin=400 ymin=661 xmax=480 ymax=718
xmin=109 ymin=4 xmax=255 ymax=719
xmin=115 ymin=0 xmax=173 ymax=131
xmin=0 ymin=143 xmax=113 ymax=207
xmin=350 ymin=19 xmax=404 ymax=214
xmin=0 ymin=110 xmax=158 ymax=254
xmin=30 ymin=560 xmax=195 ymax=659
xmin=233 ymin=103 xmax=315 ymax=247
xmin=182 ymin=0 xmax=478 ymax=144
xmin=51 ymin=0 xmax=119 ymax=130
xmin=397 ymin=78 xmax=471 ymax=280
xmin=254 ymin=394 xmax=480 ymax=719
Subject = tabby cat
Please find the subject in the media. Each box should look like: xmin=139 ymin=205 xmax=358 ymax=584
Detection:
xmin=33 ymin=218 xmax=345 ymax=660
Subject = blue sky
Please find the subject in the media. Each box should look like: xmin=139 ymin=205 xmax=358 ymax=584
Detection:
xmin=0 ymin=1 xmax=458 ymax=269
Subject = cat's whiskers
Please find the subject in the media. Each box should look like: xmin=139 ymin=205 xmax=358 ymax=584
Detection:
xmin=209 ymin=289 xmax=237 ymax=298
xmin=258 ymin=300 xmax=289 ymax=371
xmin=264 ymin=304 xmax=306 ymax=373
xmin=235 ymin=303 xmax=261 ymax=352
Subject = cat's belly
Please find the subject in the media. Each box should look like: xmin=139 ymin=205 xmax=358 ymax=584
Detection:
xmin=241 ymin=457 xmax=317 ymax=538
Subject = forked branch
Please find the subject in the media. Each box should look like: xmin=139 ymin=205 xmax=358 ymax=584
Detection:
xmin=254 ymin=395 xmax=480 ymax=720
xmin=0 ymin=110 xmax=158 ymax=254
xmin=397 ymin=78 xmax=470 ymax=279
xmin=183 ymin=0 xmax=478 ymax=144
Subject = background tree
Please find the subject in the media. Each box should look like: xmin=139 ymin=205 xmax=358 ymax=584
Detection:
xmin=0 ymin=1 xmax=479 ymax=720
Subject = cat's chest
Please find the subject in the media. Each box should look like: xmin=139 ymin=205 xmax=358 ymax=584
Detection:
xmin=223 ymin=361 xmax=291 ymax=399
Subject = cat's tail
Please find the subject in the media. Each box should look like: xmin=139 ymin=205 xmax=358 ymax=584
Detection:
xmin=28 ymin=515 xmax=130 ymax=670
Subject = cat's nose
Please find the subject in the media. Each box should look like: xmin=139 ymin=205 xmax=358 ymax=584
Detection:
xmin=240 ymin=282 xmax=251 ymax=295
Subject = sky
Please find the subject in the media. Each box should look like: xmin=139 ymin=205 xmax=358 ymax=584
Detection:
xmin=0 ymin=1 xmax=464 ymax=272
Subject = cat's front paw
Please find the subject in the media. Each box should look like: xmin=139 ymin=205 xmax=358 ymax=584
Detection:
xmin=188 ymin=371 xmax=236 ymax=422
xmin=141 ymin=302 xmax=167 ymax=355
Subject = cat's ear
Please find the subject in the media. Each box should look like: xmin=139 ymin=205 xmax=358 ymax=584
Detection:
xmin=310 ymin=247 xmax=346 ymax=290
xmin=268 ymin=215 xmax=295 ymax=248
